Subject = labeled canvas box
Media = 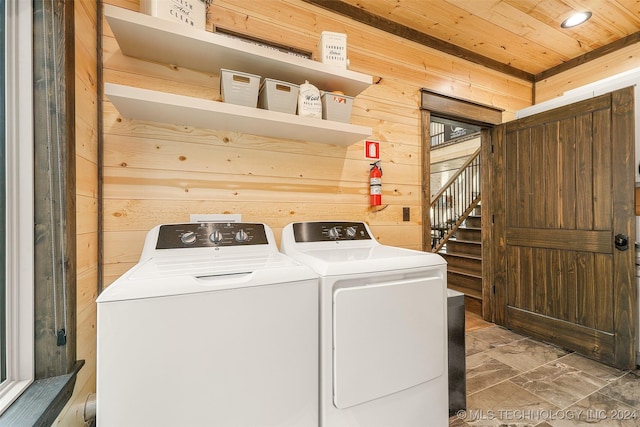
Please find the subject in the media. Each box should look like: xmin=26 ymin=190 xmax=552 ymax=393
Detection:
xmin=321 ymin=91 xmax=353 ymax=123
xmin=318 ymin=31 xmax=348 ymax=68
xmin=140 ymin=0 xmax=207 ymax=30
xmin=258 ymin=79 xmax=299 ymax=114
xmin=220 ymin=69 xmax=261 ymax=108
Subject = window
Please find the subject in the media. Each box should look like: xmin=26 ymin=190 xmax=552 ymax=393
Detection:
xmin=430 ymin=117 xmax=480 ymax=149
xmin=0 ymin=0 xmax=5 ymax=384
xmin=0 ymin=0 xmax=34 ymax=414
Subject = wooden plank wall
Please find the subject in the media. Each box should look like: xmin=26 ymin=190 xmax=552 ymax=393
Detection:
xmin=54 ymin=1 xmax=99 ymax=425
xmin=101 ymin=0 xmax=532 ymax=285
xmin=50 ymin=1 xmax=640 ymax=424
xmin=535 ymin=43 xmax=640 ymax=103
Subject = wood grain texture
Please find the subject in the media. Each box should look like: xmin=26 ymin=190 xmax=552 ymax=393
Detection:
xmin=33 ymin=0 xmax=76 ymax=380
xmin=331 ymin=0 xmax=640 ymax=78
xmin=508 ymin=307 xmax=615 ymax=366
xmin=506 ymin=228 xmax=612 ymax=253
xmin=211 ymin=0 xmax=533 ymax=109
xmin=100 ymin=0 xmax=535 ymax=289
xmin=493 ymin=88 xmax=636 ymax=369
xmin=480 ymin=128 xmax=494 ymax=322
xmin=54 ymin=0 xmax=99 ymax=425
xmin=421 ymin=109 xmax=430 ymax=251
xmin=489 ymin=125 xmax=507 ymax=325
xmin=51 ymin=3 xmax=640 ymax=421
xmin=610 ymin=87 xmax=636 ymax=368
xmin=302 ymin=0 xmax=534 ymax=81
xmin=535 ymin=43 xmax=640 ymax=103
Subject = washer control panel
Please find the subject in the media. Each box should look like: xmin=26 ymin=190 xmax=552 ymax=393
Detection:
xmin=155 ymin=223 xmax=269 ymax=249
xmin=292 ymin=222 xmax=372 ymax=242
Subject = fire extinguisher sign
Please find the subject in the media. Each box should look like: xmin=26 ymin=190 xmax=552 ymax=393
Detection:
xmin=364 ymin=140 xmax=380 ymax=160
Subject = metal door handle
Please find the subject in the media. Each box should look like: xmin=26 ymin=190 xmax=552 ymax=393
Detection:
xmin=615 ymin=234 xmax=629 ymax=251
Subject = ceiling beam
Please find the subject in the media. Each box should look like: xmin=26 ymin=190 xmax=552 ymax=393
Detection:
xmin=535 ymin=31 xmax=640 ymax=82
xmin=302 ymin=0 xmax=535 ymax=82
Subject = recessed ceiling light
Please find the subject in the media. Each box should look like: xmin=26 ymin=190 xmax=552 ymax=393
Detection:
xmin=561 ymin=11 xmax=592 ymax=28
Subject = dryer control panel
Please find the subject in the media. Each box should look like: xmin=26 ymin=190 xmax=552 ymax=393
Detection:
xmin=155 ymin=222 xmax=269 ymax=249
xmin=292 ymin=222 xmax=372 ymax=242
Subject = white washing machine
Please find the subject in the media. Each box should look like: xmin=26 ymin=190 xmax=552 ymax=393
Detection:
xmin=96 ymin=222 xmax=319 ymax=427
xmin=280 ymin=221 xmax=448 ymax=427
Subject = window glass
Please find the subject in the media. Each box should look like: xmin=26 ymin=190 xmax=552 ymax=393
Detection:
xmin=0 ymin=0 xmax=33 ymax=412
xmin=0 ymin=0 xmax=6 ymax=383
xmin=430 ymin=117 xmax=480 ymax=148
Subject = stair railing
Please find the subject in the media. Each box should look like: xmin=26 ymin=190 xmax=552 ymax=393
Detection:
xmin=430 ymin=147 xmax=481 ymax=252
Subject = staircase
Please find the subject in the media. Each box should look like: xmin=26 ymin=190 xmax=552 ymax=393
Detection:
xmin=439 ymin=205 xmax=482 ymax=316
xmin=430 ymin=147 xmax=482 ymax=316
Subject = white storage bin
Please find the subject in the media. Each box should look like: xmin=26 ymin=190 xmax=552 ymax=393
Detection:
xmin=140 ymin=0 xmax=207 ymax=30
xmin=220 ymin=69 xmax=261 ymax=108
xmin=318 ymin=31 xmax=347 ymax=68
xmin=258 ymin=79 xmax=299 ymax=114
xmin=321 ymin=91 xmax=353 ymax=123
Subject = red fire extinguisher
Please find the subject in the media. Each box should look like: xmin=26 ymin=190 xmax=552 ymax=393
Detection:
xmin=369 ymin=161 xmax=382 ymax=206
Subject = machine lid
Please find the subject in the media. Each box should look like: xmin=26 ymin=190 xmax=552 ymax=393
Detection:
xmin=285 ymin=244 xmax=445 ymax=276
xmin=96 ymin=251 xmax=317 ymax=303
xmin=280 ymin=221 xmax=446 ymax=276
xmin=97 ymin=222 xmax=318 ymax=303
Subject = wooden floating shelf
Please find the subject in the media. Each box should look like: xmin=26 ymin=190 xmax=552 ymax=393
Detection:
xmin=105 ymin=83 xmax=372 ymax=145
xmin=104 ymin=4 xmax=372 ymax=97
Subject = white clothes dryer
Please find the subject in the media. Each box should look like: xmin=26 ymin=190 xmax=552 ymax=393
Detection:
xmin=281 ymin=221 xmax=448 ymax=427
xmin=96 ymin=222 xmax=319 ymax=427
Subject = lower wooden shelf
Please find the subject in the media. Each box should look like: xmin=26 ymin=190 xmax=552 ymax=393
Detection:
xmin=105 ymin=83 xmax=372 ymax=145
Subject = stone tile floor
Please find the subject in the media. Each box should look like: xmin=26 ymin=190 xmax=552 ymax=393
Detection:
xmin=450 ymin=326 xmax=640 ymax=427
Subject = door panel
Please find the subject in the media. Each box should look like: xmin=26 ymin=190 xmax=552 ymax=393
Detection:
xmin=332 ymin=277 xmax=445 ymax=409
xmin=491 ymin=87 xmax=636 ymax=369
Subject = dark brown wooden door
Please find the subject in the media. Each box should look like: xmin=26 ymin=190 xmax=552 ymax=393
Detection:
xmin=489 ymin=87 xmax=637 ymax=369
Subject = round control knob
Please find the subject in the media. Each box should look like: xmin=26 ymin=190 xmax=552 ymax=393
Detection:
xmin=209 ymin=229 xmax=223 ymax=244
xmin=235 ymin=229 xmax=249 ymax=242
xmin=181 ymin=231 xmax=197 ymax=245
xmin=328 ymin=227 xmax=341 ymax=240
xmin=345 ymin=226 xmax=357 ymax=238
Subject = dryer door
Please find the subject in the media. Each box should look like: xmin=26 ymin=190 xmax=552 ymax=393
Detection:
xmin=332 ymin=276 xmax=445 ymax=409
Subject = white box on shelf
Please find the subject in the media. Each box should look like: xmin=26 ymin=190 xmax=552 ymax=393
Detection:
xmin=140 ymin=0 xmax=207 ymax=30
xmin=318 ymin=31 xmax=347 ymax=68
xmin=220 ymin=69 xmax=261 ymax=108
xmin=258 ymin=79 xmax=299 ymax=114
xmin=321 ymin=91 xmax=353 ymax=123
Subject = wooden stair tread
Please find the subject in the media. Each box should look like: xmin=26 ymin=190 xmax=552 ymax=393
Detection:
xmin=439 ymin=249 xmax=482 ymax=261
xmin=447 ymin=237 xmax=482 ymax=246
xmin=457 ymin=226 xmax=481 ymax=231
xmin=447 ymin=266 xmax=482 ymax=279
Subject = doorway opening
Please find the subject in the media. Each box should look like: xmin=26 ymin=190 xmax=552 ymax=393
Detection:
xmin=429 ymin=117 xmax=483 ymax=316
xmin=420 ymin=89 xmax=503 ymax=322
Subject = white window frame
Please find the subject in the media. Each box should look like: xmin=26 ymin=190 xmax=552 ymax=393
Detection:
xmin=0 ymin=0 xmax=34 ymax=414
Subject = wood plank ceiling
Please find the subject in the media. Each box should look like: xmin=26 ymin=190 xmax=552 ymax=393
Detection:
xmin=304 ymin=0 xmax=640 ymax=82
